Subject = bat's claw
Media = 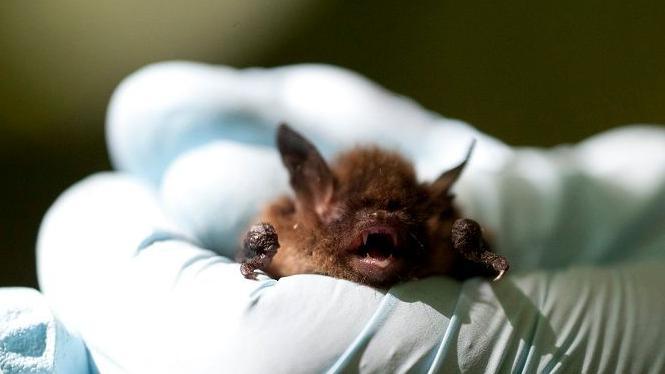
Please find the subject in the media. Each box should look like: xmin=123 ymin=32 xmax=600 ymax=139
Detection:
xmin=492 ymin=269 xmax=506 ymax=282
xmin=489 ymin=255 xmax=509 ymax=281
xmin=240 ymin=263 xmax=259 ymax=280
xmin=451 ymin=218 xmax=510 ymax=281
xmin=238 ymin=223 xmax=280 ymax=280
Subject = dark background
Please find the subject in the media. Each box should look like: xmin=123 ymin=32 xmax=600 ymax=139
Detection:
xmin=2 ymin=1 xmax=665 ymax=288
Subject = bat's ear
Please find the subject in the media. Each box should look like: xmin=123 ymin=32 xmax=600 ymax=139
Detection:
xmin=277 ymin=123 xmax=334 ymax=217
xmin=429 ymin=139 xmax=476 ymax=200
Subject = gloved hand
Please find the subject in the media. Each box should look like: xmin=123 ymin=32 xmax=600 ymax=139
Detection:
xmin=38 ymin=62 xmax=665 ymax=373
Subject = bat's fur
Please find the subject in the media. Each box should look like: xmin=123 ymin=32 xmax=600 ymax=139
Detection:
xmin=237 ymin=124 xmax=508 ymax=288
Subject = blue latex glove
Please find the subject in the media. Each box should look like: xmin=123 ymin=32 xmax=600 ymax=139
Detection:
xmin=0 ymin=288 xmax=88 ymax=374
xmin=38 ymin=62 xmax=665 ymax=373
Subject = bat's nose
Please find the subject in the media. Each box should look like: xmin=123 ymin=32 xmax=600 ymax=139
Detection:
xmin=369 ymin=210 xmax=391 ymax=221
xmin=369 ymin=210 xmax=388 ymax=220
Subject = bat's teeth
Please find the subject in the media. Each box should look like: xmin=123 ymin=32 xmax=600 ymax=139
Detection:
xmin=362 ymin=232 xmax=369 ymax=245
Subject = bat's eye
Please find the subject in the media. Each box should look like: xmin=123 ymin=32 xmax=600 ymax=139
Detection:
xmin=386 ymin=199 xmax=400 ymax=211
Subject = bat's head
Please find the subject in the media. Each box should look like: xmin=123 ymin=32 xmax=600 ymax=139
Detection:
xmin=276 ymin=124 xmax=472 ymax=287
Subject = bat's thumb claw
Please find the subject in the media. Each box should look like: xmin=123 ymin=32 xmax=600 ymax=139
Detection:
xmin=490 ymin=256 xmax=509 ymax=281
xmin=492 ymin=269 xmax=506 ymax=282
xmin=240 ymin=263 xmax=258 ymax=280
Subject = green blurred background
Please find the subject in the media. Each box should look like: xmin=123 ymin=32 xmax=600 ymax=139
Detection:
xmin=2 ymin=1 xmax=664 ymax=288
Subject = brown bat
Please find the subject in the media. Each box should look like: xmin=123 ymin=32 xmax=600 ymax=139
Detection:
xmin=236 ymin=124 xmax=509 ymax=288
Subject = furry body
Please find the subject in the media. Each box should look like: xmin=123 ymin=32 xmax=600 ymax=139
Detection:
xmin=238 ymin=125 xmax=508 ymax=287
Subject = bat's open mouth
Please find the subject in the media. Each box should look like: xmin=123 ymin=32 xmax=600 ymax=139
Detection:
xmin=350 ymin=226 xmax=404 ymax=276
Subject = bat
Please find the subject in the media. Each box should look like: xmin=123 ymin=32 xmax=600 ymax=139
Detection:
xmin=237 ymin=124 xmax=509 ymax=288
